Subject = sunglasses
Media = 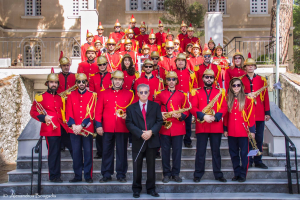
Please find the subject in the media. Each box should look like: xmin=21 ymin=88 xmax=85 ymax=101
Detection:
xmin=232 ymin=84 xmax=241 ymax=88
xmin=204 ymin=76 xmax=214 ymax=80
xmin=149 ymin=38 xmax=155 ymax=40
xmin=234 ymin=57 xmax=242 ymax=60
xmin=144 ymin=65 xmax=153 ymax=68
xmin=139 ymin=91 xmax=149 ymax=95
xmin=167 ymin=78 xmax=176 ymax=82
xmin=108 ymin=44 xmax=115 ymax=46
xmin=166 ymin=48 xmax=174 ymax=50
xmin=204 ymin=55 xmax=211 ymax=58
xmin=98 ymin=63 xmax=107 ymax=66
xmin=77 ymin=80 xmax=87 ymax=84
xmin=115 ymin=26 xmax=121 ymax=28
xmin=174 ymin=44 xmax=179 ymax=45
xmin=151 ymin=58 xmax=159 ymax=60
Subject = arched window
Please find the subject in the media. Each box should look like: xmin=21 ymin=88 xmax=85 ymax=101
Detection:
xmin=23 ymin=44 xmax=42 ymax=66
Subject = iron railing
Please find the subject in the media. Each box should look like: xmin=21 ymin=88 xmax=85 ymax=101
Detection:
xmin=0 ymin=37 xmax=80 ymax=67
xmin=270 ymin=116 xmax=299 ymax=194
xmin=223 ymin=36 xmax=282 ymax=65
xmin=31 ymin=136 xmax=43 ymax=195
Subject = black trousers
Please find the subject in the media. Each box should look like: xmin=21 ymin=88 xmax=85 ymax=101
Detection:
xmin=228 ymin=136 xmax=249 ymax=178
xmin=250 ymin=121 xmax=264 ymax=165
xmin=132 ymin=147 xmax=156 ymax=193
xmin=70 ymin=133 xmax=93 ymax=180
xmin=194 ymin=133 xmax=223 ymax=179
xmin=45 ymin=126 xmax=73 ymax=180
xmin=161 ymin=134 xmax=183 ymax=177
xmin=184 ymin=114 xmax=192 ymax=145
xmin=95 ymin=134 xmax=103 ymax=157
xmin=101 ymin=132 xmax=129 ymax=178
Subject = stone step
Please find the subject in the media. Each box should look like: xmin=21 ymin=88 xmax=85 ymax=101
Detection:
xmin=16 ymin=155 xmax=288 ymax=170
xmin=0 ymin=179 xmax=298 ymax=194
xmin=7 ymin=167 xmax=296 ymax=182
xmin=2 ymin=193 xmax=300 ymax=200
xmin=59 ymin=146 xmax=269 ymax=159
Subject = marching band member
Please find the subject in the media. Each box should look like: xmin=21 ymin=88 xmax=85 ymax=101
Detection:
xmin=120 ymin=54 xmax=139 ymax=90
xmin=155 ymin=20 xmax=167 ymax=54
xmin=173 ymin=53 xmax=197 ymax=148
xmin=77 ymin=46 xmax=99 ymax=82
xmin=187 ymin=42 xmax=204 ymax=71
xmin=212 ymin=43 xmax=229 ymax=89
xmin=81 ymin=30 xmax=94 ymax=61
xmin=133 ymin=59 xmax=164 ymax=101
xmin=148 ymin=51 xmax=166 ymax=79
xmin=184 ymin=43 xmax=194 ymax=58
xmin=135 ymin=22 xmax=149 ymax=50
xmin=225 ymin=50 xmax=246 ymax=91
xmin=158 ymin=41 xmax=176 ymax=71
xmin=57 ymin=51 xmax=76 ymax=94
xmin=154 ymin=71 xmax=190 ymax=183
xmin=208 ymin=37 xmax=216 ymax=55
xmin=173 ymin=38 xmax=182 ymax=57
xmin=181 ymin=24 xmax=202 ymax=54
xmin=224 ymin=78 xmax=255 ymax=182
xmin=95 ymin=70 xmax=134 ymax=183
xmin=109 ymin=19 xmax=125 ymax=43
xmin=66 ymin=73 xmax=97 ymax=183
xmin=104 ymin=37 xmax=122 ymax=72
xmin=190 ymin=69 xmax=228 ymax=183
xmin=30 ymin=68 xmax=73 ymax=183
xmin=241 ymin=53 xmax=270 ymax=169
xmin=195 ymin=44 xmax=222 ymax=88
xmin=127 ymin=26 xmax=139 ymax=52
xmin=93 ymin=22 xmax=106 ymax=46
xmin=94 ymin=40 xmax=103 ymax=58
xmin=120 ymin=37 xmax=138 ymax=70
xmin=129 ymin=15 xmax=140 ymax=36
xmin=177 ymin=21 xmax=188 ymax=43
xmin=148 ymin=29 xmax=159 ymax=54
xmin=139 ymin=43 xmax=151 ymax=59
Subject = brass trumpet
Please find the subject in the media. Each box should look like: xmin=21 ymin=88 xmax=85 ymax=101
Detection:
xmin=70 ymin=127 xmax=97 ymax=138
xmin=36 ymin=100 xmax=57 ymax=130
xmin=116 ymin=109 xmax=126 ymax=118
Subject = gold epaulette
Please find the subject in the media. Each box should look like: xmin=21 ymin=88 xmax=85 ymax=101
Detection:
xmin=135 ymin=71 xmax=140 ymax=79
xmin=159 ymin=77 xmax=164 ymax=83
xmin=194 ymin=65 xmax=199 ymax=72
xmin=160 ymin=56 xmax=164 ymax=61
xmin=191 ymin=88 xmax=201 ymax=96
xmin=90 ymin=73 xmax=96 ymax=77
xmin=35 ymin=92 xmax=45 ymax=102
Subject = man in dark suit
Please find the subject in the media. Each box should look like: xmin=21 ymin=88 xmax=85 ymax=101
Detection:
xmin=126 ymin=83 xmax=163 ymax=198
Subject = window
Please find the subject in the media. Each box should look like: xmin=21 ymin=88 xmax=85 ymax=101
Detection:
xmin=24 ymin=44 xmax=41 ymax=66
xmin=250 ymin=0 xmax=268 ymax=14
xmin=72 ymin=44 xmax=80 ymax=57
xmin=208 ymin=0 xmax=226 ymax=13
xmin=128 ymin=0 xmax=164 ymax=11
xmin=72 ymin=0 xmax=88 ymax=16
xmin=25 ymin=0 xmax=41 ymax=16
xmin=157 ymin=0 xmax=164 ymax=10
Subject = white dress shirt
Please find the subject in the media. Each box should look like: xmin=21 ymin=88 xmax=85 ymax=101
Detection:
xmin=139 ymin=100 xmax=148 ymax=112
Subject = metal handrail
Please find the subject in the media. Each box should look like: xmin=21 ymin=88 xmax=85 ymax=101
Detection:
xmin=270 ymin=116 xmax=299 ymax=194
xmin=31 ymin=136 xmax=43 ymax=195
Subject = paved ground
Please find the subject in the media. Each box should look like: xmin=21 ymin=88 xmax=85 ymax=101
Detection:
xmin=0 ymin=164 xmax=16 ymax=184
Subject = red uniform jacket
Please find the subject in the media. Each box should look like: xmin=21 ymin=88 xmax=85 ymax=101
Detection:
xmin=66 ymin=89 xmax=97 ymax=135
xmin=173 ymin=49 xmax=182 ymax=57
xmin=95 ymin=88 xmax=134 ymax=133
xmin=225 ymin=67 xmax=246 ymax=91
xmin=30 ymin=91 xmax=69 ymax=136
xmin=119 ymin=39 xmax=139 ymax=52
xmin=177 ymin=33 xmax=188 ymax=44
xmin=155 ymin=32 xmax=167 ymax=47
xmin=195 ymin=63 xmax=222 ymax=88
xmin=224 ymin=97 xmax=255 ymax=137
xmin=174 ymin=67 xmax=198 ymax=93
xmin=135 ymin=34 xmax=149 ymax=49
xmin=77 ymin=60 xmax=99 ymax=81
xmin=104 ymin=52 xmax=122 ymax=72
xmin=81 ymin=42 xmax=94 ymax=61
xmin=187 ymin=55 xmax=204 ymax=71
xmin=89 ymin=72 xmax=112 ymax=97
xmin=190 ymin=87 xmax=227 ymax=133
xmin=241 ymin=74 xmax=270 ymax=121
xmin=158 ymin=55 xmax=176 ymax=71
xmin=93 ymin=35 xmax=106 ymax=45
xmin=213 ymin=56 xmax=229 ymax=85
xmin=181 ymin=37 xmax=202 ymax=54
xmin=109 ymin=31 xmax=125 ymax=43
xmin=133 ymin=27 xmax=140 ymax=36
xmin=122 ymin=70 xmax=139 ymax=90
xmin=133 ymin=74 xmax=164 ymax=102
xmin=57 ymin=72 xmax=76 ymax=94
xmin=148 ymin=44 xmax=159 ymax=54
xmin=120 ymin=50 xmax=138 ymax=70
xmin=141 ymin=66 xmax=166 ymax=80
xmin=154 ymin=89 xmax=190 ymax=136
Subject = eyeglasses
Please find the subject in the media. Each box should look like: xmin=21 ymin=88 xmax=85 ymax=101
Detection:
xmin=77 ymin=80 xmax=87 ymax=84
xmin=108 ymin=44 xmax=115 ymax=46
xmin=139 ymin=91 xmax=149 ymax=95
xmin=151 ymin=58 xmax=159 ymax=60
xmin=166 ymin=48 xmax=174 ymax=50
xmin=167 ymin=78 xmax=176 ymax=82
xmin=204 ymin=76 xmax=214 ymax=80
xmin=115 ymin=26 xmax=121 ymax=28
xmin=144 ymin=65 xmax=153 ymax=68
xmin=232 ymin=84 xmax=241 ymax=88
xmin=98 ymin=63 xmax=107 ymax=66
xmin=234 ymin=57 xmax=242 ymax=60
xmin=149 ymin=38 xmax=155 ymax=40
xmin=204 ymin=55 xmax=211 ymax=58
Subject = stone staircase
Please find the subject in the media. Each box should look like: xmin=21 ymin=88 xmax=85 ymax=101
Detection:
xmin=0 ymin=125 xmax=299 ymax=198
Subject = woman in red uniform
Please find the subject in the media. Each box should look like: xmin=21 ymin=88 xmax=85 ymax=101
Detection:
xmin=212 ymin=44 xmax=229 ymax=89
xmin=119 ymin=54 xmax=139 ymax=91
xmin=224 ymin=78 xmax=255 ymax=182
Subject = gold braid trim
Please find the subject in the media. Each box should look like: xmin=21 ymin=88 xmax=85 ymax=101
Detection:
xmin=116 ymin=90 xmax=134 ymax=110
xmin=217 ymin=88 xmax=225 ymax=112
xmin=242 ymin=98 xmax=254 ymax=126
xmin=84 ymin=92 xmax=97 ymax=120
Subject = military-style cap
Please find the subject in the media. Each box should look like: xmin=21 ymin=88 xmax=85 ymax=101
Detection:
xmin=149 ymin=29 xmax=156 ymax=39
xmin=151 ymin=51 xmax=160 ymax=58
xmin=59 ymin=51 xmax=70 ymax=66
xmin=175 ymin=53 xmax=187 ymax=61
xmin=97 ymin=56 xmax=107 ymax=65
xmin=45 ymin=67 xmax=59 ymax=86
xmin=114 ymin=19 xmax=121 ymax=27
xmin=203 ymin=69 xmax=215 ymax=77
xmin=76 ymin=73 xmax=88 ymax=81
xmin=97 ymin=22 xmax=104 ymax=30
xmin=244 ymin=52 xmax=256 ymax=66
xmin=187 ymin=23 xmax=194 ymax=32
xmin=165 ymin=41 xmax=174 ymax=48
xmin=180 ymin=21 xmax=187 ymax=27
xmin=85 ymin=46 xmax=97 ymax=56
xmin=202 ymin=44 xmax=212 ymax=55
xmin=111 ymin=70 xmax=124 ymax=79
xmin=86 ymin=30 xmax=93 ymax=38
xmin=107 ymin=36 xmax=116 ymax=44
xmin=130 ymin=14 xmax=136 ymax=23
xmin=140 ymin=21 xmax=146 ymax=29
xmin=173 ymin=38 xmax=180 ymax=44
xmin=158 ymin=20 xmax=163 ymax=27
xmin=143 ymin=59 xmax=153 ymax=67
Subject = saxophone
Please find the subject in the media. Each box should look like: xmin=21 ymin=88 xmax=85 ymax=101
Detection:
xmin=197 ymin=88 xmax=222 ymax=123
xmin=248 ymin=84 xmax=268 ymax=105
xmin=163 ymin=102 xmax=192 ymax=129
xmin=59 ymin=84 xmax=78 ymax=98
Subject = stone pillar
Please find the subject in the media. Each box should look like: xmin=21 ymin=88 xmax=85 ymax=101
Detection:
xmin=153 ymin=0 xmax=157 ymax=11
xmin=80 ymin=9 xmax=99 ymax=45
xmin=204 ymin=12 xmax=223 ymax=46
xmin=137 ymin=0 xmax=143 ymax=11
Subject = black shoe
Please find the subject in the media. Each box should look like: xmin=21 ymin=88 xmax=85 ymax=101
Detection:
xmin=249 ymin=164 xmax=253 ymax=168
xmin=216 ymin=177 xmax=227 ymax=182
xmin=60 ymin=147 xmax=65 ymax=152
xmin=172 ymin=176 xmax=182 ymax=182
xmin=232 ymin=176 xmax=240 ymax=181
xmin=69 ymin=178 xmax=82 ymax=183
xmin=147 ymin=190 xmax=160 ymax=197
xmin=193 ymin=177 xmax=201 ymax=182
xmin=85 ymin=178 xmax=93 ymax=183
xmin=184 ymin=144 xmax=193 ymax=148
xmin=50 ymin=177 xmax=63 ymax=183
xmin=117 ymin=177 xmax=127 ymax=183
xmin=238 ymin=177 xmax=246 ymax=182
xmin=94 ymin=155 xmax=102 ymax=159
xmin=156 ymin=154 xmax=161 ymax=159
xmin=162 ymin=176 xmax=170 ymax=183
xmin=99 ymin=177 xmax=112 ymax=183
xmin=255 ymin=163 xmax=268 ymax=169
xmin=133 ymin=192 xmax=140 ymax=198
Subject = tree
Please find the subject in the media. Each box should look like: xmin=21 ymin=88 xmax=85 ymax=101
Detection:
xmin=160 ymin=0 xmax=205 ymax=36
